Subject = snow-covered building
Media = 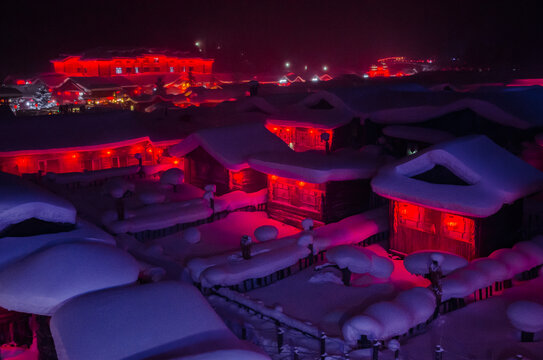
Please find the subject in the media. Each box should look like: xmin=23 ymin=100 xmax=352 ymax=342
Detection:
xmin=170 ymin=122 xmax=292 ymax=195
xmin=50 ymin=48 xmax=213 ymax=78
xmin=266 ymin=91 xmax=362 ymax=152
xmin=372 ymin=135 xmax=543 ymax=259
xmin=249 ymin=147 xmax=386 ymax=227
xmin=50 ymin=282 xmax=270 ymax=360
xmin=0 ymin=110 xmax=184 ymax=175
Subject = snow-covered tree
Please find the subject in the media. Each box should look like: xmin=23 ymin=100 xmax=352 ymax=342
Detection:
xmin=34 ymin=85 xmax=55 ymax=109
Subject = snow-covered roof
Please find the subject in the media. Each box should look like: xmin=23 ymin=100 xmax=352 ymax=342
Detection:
xmin=266 ymin=91 xmax=360 ymax=130
xmin=372 ymin=135 xmax=543 ymax=217
xmin=328 ymin=85 xmax=543 ymax=129
xmin=0 ymin=110 xmax=187 ymax=155
xmin=169 ymin=122 xmax=292 ymax=171
xmin=50 ymin=281 xmax=269 ymax=360
xmin=382 ymin=125 xmax=455 ymax=144
xmin=0 ymin=242 xmax=139 ymax=315
xmin=0 ymin=172 xmax=76 ymax=232
xmin=249 ymin=148 xmax=385 ymax=183
xmin=236 ymin=96 xmax=279 ymax=115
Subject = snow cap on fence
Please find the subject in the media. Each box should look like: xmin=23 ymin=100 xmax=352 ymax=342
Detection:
xmin=254 ymin=225 xmax=278 ymax=242
xmin=507 ymin=301 xmax=543 ymax=333
xmin=404 ymin=250 xmax=468 ymax=276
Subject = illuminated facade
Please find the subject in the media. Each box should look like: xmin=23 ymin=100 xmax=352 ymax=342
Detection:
xmin=0 ymin=137 xmax=181 ymax=175
xmin=266 ymin=124 xmax=333 ymax=152
xmin=51 ymin=54 xmax=213 ymax=78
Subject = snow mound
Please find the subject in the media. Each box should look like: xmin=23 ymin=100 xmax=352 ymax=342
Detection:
xmin=342 ymin=287 xmax=435 ymax=343
xmin=395 ymin=287 xmax=436 ymax=324
xmin=0 ymin=243 xmax=139 ymax=315
xmin=326 ymin=245 xmax=393 ymax=279
xmin=343 ymin=315 xmax=384 ymax=343
xmin=488 ymin=248 xmax=535 ymax=275
xmin=308 ymin=269 xmax=343 ymax=285
xmin=513 ymin=241 xmax=543 ymax=267
xmin=254 ymin=225 xmax=278 ymax=242
xmin=507 ymin=301 xmax=543 ymax=333
xmin=468 ymin=258 xmax=510 ymax=282
xmin=404 ymin=251 xmax=468 ymax=276
xmin=51 ymin=282 xmax=269 ymax=360
xmin=138 ymin=191 xmax=166 ymax=205
xmin=183 ymin=227 xmax=201 ymax=244
xmin=0 ymin=172 xmax=76 ymax=232
xmin=0 ymin=219 xmax=114 ymax=271
xmin=103 ymin=178 xmax=134 ymax=198
xmin=160 ymin=167 xmax=184 ymax=186
xmin=364 ymin=302 xmax=413 ymax=340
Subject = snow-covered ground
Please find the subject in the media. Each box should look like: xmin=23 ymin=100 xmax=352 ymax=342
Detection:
xmin=243 ymin=248 xmax=428 ymax=338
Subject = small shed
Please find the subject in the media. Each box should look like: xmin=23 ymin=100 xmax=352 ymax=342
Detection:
xmin=169 ymin=122 xmax=292 ymax=195
xmin=371 ymin=135 xmax=543 ymax=260
xmin=249 ymin=147 xmax=386 ymax=228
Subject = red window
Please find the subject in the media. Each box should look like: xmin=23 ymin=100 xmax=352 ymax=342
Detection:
xmin=396 ymin=201 xmax=435 ymax=233
xmin=441 ymin=213 xmax=475 ymax=244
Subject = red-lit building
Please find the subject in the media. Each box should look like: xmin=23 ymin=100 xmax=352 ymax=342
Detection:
xmin=372 ymin=135 xmax=543 ymax=260
xmin=266 ymin=91 xmax=362 ymax=152
xmin=169 ymin=122 xmax=292 ymax=196
xmin=0 ymin=110 xmax=184 ymax=175
xmin=51 ymin=49 xmax=213 ymax=78
xmin=249 ymin=149 xmax=385 ymax=228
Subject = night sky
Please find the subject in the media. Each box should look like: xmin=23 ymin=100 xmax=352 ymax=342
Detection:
xmin=1 ymin=0 xmax=542 ymax=79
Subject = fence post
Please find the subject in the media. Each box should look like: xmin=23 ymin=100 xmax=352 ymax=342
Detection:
xmin=241 ymin=324 xmax=247 ymax=340
xmin=320 ymin=331 xmax=327 ymax=360
xmin=293 ymin=347 xmax=300 ymax=360
xmin=434 ymin=345 xmax=444 ymax=360
xmin=276 ymin=322 xmax=284 ymax=354
xmin=372 ymin=340 xmax=381 ymax=360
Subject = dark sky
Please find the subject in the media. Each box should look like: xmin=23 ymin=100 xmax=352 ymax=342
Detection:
xmin=1 ymin=0 xmax=542 ymax=78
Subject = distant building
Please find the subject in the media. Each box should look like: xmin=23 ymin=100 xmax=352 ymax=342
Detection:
xmin=51 ymin=48 xmax=213 ymax=78
xmin=0 ymin=111 xmax=184 ymax=175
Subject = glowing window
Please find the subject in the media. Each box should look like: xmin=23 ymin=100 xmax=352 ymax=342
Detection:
xmin=442 ymin=213 xmax=475 ymax=244
xmin=396 ymin=201 xmax=435 ymax=233
xmin=115 ymin=67 xmax=123 ymax=74
xmin=135 ymin=67 xmax=139 ymax=73
xmin=170 ymin=66 xmax=175 ymax=73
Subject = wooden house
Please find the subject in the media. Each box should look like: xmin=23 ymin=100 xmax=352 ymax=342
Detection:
xmin=0 ymin=110 xmax=184 ymax=175
xmin=371 ymin=135 xmax=543 ymax=260
xmin=169 ymin=122 xmax=292 ymax=196
xmin=266 ymin=91 xmax=363 ymax=152
xmin=249 ymin=148 xmax=385 ymax=228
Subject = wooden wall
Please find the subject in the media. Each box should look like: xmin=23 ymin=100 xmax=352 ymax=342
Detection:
xmin=184 ymin=147 xmax=230 ymax=195
xmin=323 ymin=178 xmax=372 ymax=223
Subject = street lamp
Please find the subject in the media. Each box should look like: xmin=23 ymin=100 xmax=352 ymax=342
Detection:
xmin=285 ymin=61 xmax=290 ymax=69
xmin=323 ymin=65 xmax=328 ymax=71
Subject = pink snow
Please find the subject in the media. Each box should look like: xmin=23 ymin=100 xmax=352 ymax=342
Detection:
xmin=326 ymin=244 xmax=394 ymax=279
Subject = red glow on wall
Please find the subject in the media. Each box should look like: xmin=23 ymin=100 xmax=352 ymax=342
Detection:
xmin=71 ymin=154 xmax=78 ymax=159
xmin=51 ymin=55 xmax=214 ymax=77
xmin=271 ymin=175 xmax=278 ymax=181
xmin=298 ymin=181 xmax=305 ymax=187
xmin=106 ymin=151 xmax=112 ymax=155
xmin=398 ymin=202 xmax=421 ymax=222
xmin=147 ymin=148 xmax=153 ymax=153
xmin=442 ymin=213 xmax=475 ymax=244
xmin=16 ymin=80 xmax=25 ymax=85
xmin=232 ymin=171 xmax=244 ymax=183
